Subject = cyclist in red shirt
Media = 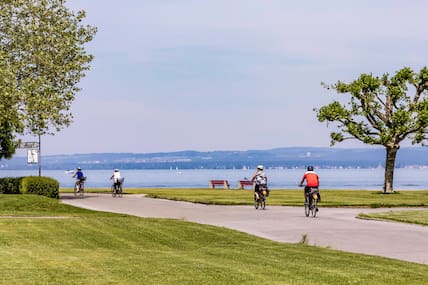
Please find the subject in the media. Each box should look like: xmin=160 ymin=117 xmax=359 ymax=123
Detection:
xmin=299 ymin=166 xmax=321 ymax=202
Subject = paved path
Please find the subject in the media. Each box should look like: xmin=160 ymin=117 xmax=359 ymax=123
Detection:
xmin=61 ymin=193 xmax=428 ymax=265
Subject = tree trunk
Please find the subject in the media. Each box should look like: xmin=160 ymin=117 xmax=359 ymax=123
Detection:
xmin=383 ymin=145 xmax=399 ymax=193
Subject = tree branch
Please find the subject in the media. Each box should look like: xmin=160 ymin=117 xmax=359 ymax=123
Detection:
xmin=414 ymin=80 xmax=428 ymax=104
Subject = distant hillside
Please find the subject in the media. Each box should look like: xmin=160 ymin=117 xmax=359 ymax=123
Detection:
xmin=1 ymin=147 xmax=427 ymax=170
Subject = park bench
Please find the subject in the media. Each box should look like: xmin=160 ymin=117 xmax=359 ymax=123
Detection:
xmin=238 ymin=180 xmax=253 ymax=189
xmin=209 ymin=180 xmax=230 ymax=189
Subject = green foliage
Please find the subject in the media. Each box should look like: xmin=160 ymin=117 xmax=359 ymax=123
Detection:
xmin=21 ymin=176 xmax=59 ymax=198
xmin=0 ymin=0 xmax=97 ymax=157
xmin=0 ymin=176 xmax=60 ymax=198
xmin=0 ymin=121 xmax=18 ymax=159
xmin=316 ymin=67 xmax=428 ymax=147
xmin=0 ymin=177 xmax=23 ymax=194
xmin=0 ymin=49 xmax=21 ymax=158
xmin=316 ymin=67 xmax=428 ymax=191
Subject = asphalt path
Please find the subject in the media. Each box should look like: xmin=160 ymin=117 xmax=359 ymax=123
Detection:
xmin=61 ymin=193 xmax=428 ymax=265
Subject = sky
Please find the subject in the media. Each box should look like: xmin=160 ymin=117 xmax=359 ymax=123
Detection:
xmin=21 ymin=0 xmax=428 ymax=155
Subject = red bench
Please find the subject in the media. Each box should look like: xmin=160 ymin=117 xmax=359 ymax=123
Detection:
xmin=238 ymin=180 xmax=253 ymax=189
xmin=209 ymin=180 xmax=230 ymax=189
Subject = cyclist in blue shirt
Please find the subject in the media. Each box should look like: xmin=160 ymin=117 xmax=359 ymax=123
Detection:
xmin=72 ymin=167 xmax=85 ymax=192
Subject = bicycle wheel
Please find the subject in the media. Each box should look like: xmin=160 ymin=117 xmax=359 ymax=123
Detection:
xmin=254 ymin=195 xmax=259 ymax=209
xmin=304 ymin=200 xmax=310 ymax=217
xmin=312 ymin=198 xmax=318 ymax=218
xmin=261 ymin=197 xmax=266 ymax=210
xmin=80 ymin=183 xmax=84 ymax=197
xmin=74 ymin=184 xmax=78 ymax=196
xmin=111 ymin=185 xmax=116 ymax=197
xmin=118 ymin=185 xmax=123 ymax=198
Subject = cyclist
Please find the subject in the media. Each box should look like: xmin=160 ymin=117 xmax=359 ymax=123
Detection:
xmin=72 ymin=167 xmax=85 ymax=192
xmin=110 ymin=169 xmax=122 ymax=189
xmin=299 ymin=166 xmax=321 ymax=202
xmin=251 ymin=165 xmax=268 ymax=200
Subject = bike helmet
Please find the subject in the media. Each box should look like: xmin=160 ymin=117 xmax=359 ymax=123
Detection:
xmin=307 ymin=166 xmax=314 ymax=171
xmin=257 ymin=165 xmax=264 ymax=170
xmin=77 ymin=167 xmax=82 ymax=170
xmin=114 ymin=169 xmax=119 ymax=172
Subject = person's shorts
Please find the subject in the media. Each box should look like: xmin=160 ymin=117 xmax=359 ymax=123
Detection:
xmin=305 ymin=186 xmax=318 ymax=194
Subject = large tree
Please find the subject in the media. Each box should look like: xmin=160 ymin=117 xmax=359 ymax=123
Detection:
xmin=0 ymin=0 xmax=96 ymax=157
xmin=316 ymin=67 xmax=428 ymax=192
xmin=0 ymin=46 xmax=22 ymax=158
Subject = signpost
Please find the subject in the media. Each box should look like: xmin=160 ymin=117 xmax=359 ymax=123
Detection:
xmin=27 ymin=149 xmax=39 ymax=164
xmin=18 ymin=141 xmax=39 ymax=149
xmin=17 ymin=136 xmax=42 ymax=176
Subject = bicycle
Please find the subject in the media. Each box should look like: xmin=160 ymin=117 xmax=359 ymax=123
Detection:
xmin=74 ymin=178 xmax=86 ymax=197
xmin=111 ymin=177 xmax=124 ymax=198
xmin=254 ymin=185 xmax=268 ymax=210
xmin=303 ymin=186 xmax=319 ymax=217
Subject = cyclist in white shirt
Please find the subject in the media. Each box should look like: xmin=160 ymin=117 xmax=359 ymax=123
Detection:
xmin=110 ymin=169 xmax=121 ymax=187
xmin=251 ymin=165 xmax=268 ymax=200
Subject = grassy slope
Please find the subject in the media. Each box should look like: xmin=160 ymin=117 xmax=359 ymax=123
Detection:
xmin=0 ymin=194 xmax=427 ymax=285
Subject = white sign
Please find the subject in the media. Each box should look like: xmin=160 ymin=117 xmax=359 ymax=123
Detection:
xmin=18 ymin=141 xmax=39 ymax=149
xmin=27 ymin=149 xmax=39 ymax=164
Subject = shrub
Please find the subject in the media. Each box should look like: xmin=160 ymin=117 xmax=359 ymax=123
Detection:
xmin=21 ymin=176 xmax=60 ymax=199
xmin=0 ymin=177 xmax=23 ymax=194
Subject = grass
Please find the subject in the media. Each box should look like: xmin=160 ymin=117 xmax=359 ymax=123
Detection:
xmin=63 ymin=187 xmax=428 ymax=226
xmin=359 ymin=210 xmax=428 ymax=226
xmin=0 ymin=194 xmax=427 ymax=284
xmin=84 ymin=188 xmax=428 ymax=208
xmin=127 ymin=188 xmax=428 ymax=227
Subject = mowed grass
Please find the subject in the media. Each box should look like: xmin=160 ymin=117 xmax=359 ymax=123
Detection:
xmin=126 ymin=188 xmax=428 ymax=226
xmin=0 ymin=195 xmax=427 ymax=284
xmin=359 ymin=210 xmax=428 ymax=226
xmin=116 ymin=188 xmax=428 ymax=208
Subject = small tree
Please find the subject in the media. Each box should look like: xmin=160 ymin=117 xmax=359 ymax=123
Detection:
xmin=315 ymin=67 xmax=428 ymax=192
xmin=0 ymin=0 xmax=97 ymax=157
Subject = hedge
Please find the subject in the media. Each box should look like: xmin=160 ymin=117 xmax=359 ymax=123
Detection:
xmin=0 ymin=177 xmax=23 ymax=194
xmin=0 ymin=176 xmax=59 ymax=199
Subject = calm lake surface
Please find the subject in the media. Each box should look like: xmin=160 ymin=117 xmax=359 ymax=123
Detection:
xmin=1 ymin=168 xmax=427 ymax=190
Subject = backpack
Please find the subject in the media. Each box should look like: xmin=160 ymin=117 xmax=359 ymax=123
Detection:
xmin=255 ymin=172 xmax=267 ymax=185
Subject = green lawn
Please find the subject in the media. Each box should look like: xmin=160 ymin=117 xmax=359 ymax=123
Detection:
xmin=128 ymin=188 xmax=428 ymax=226
xmin=101 ymin=188 xmax=428 ymax=208
xmin=1 ymin=194 xmax=427 ymax=284
xmin=359 ymin=210 xmax=428 ymax=226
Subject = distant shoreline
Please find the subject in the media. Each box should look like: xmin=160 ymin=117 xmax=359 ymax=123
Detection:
xmin=4 ymin=147 xmax=427 ymax=170
xmin=2 ymin=168 xmax=427 ymax=190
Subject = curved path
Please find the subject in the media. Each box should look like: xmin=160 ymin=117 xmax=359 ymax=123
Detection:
xmin=61 ymin=193 xmax=428 ymax=265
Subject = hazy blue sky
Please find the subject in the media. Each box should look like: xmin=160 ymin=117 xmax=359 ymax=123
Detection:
xmin=25 ymin=0 xmax=428 ymax=155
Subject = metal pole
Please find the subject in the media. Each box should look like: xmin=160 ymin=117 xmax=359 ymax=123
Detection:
xmin=38 ymin=134 xmax=41 ymax=176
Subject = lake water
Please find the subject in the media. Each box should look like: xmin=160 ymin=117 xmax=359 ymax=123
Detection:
xmin=1 ymin=168 xmax=427 ymax=190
